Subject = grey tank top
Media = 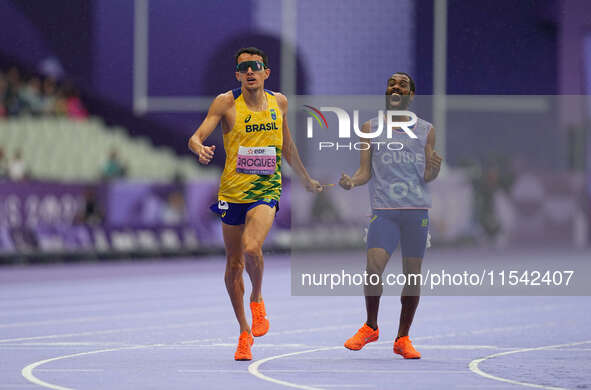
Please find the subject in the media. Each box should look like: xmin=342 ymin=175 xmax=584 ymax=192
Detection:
xmin=368 ymin=115 xmax=432 ymax=209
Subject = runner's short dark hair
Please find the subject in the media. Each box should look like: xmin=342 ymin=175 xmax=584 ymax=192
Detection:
xmin=235 ymin=47 xmax=269 ymax=68
xmin=392 ymin=72 xmax=415 ymax=93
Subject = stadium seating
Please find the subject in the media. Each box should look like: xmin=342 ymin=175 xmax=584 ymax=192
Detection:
xmin=0 ymin=116 xmax=218 ymax=182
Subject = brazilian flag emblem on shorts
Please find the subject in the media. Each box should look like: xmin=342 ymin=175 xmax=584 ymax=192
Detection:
xmin=270 ymin=108 xmax=277 ymax=120
xmin=421 ymin=218 xmax=429 ymax=227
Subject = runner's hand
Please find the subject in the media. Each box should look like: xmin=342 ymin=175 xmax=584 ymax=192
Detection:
xmin=198 ymin=145 xmax=216 ymax=165
xmin=428 ymin=150 xmax=443 ymax=171
xmin=339 ymin=173 xmax=354 ymax=190
xmin=305 ymin=178 xmax=323 ymax=193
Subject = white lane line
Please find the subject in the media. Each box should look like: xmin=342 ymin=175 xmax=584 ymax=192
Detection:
xmin=21 ymin=345 xmax=151 ymax=390
xmin=0 ymin=289 xmax=338 ymax=316
xmin=366 ymin=344 xmax=510 ymax=350
xmin=0 ymin=318 xmax=234 ymax=344
xmin=1 ymin=307 xmax=356 ymax=344
xmin=178 ymin=370 xmax=251 ymax=373
xmin=248 ymin=347 xmax=335 ymax=390
xmin=0 ymin=287 xmax=345 ymax=312
xmin=262 ymin=369 xmax=471 ymax=374
xmin=0 ymin=306 xmax=229 ymax=329
xmin=173 ymin=344 xmax=513 ymax=351
xmin=550 ymin=348 xmax=591 ymax=351
xmin=0 ymin=289 xmax=202 ymax=306
xmin=456 ymin=386 xmax=521 ymax=388
xmin=0 ymin=297 xmax=210 ymax=317
xmin=178 ymin=369 xmax=453 ymax=377
xmin=15 ymin=342 xmax=134 ymax=347
xmin=207 ymin=343 xmax=321 ymax=348
xmin=179 ymin=323 xmax=357 ymax=345
xmin=309 ymin=386 xmax=374 ymax=389
xmin=177 ymin=368 xmax=469 ymax=375
xmin=0 ymin=288 xmax=228 ymax=308
xmin=0 ymin=343 xmax=516 ymax=351
xmin=468 ymin=340 xmax=591 ymax=390
xmin=36 ymin=369 xmax=104 ymax=373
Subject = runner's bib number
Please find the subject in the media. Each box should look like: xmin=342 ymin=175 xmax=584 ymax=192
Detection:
xmin=236 ymin=146 xmax=276 ymax=175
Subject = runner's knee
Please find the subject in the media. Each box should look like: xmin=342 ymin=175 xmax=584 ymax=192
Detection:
xmin=402 ymin=257 xmax=422 ymax=275
xmin=226 ymin=256 xmax=244 ymax=274
xmin=366 ymin=257 xmax=386 ymax=276
xmin=242 ymin=240 xmax=263 ymax=261
xmin=243 ymin=247 xmax=263 ymax=263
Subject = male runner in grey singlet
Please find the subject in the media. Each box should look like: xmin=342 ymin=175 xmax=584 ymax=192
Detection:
xmin=339 ymin=72 xmax=443 ymax=359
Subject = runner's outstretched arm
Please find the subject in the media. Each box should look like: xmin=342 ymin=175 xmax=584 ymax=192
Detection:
xmin=276 ymin=93 xmax=323 ymax=193
xmin=339 ymin=121 xmax=372 ymax=190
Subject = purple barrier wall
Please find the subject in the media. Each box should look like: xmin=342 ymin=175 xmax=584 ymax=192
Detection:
xmin=0 ymin=181 xmax=88 ymax=229
xmin=0 ymin=180 xmax=226 ymax=253
xmin=0 ymin=181 xmax=90 ymax=253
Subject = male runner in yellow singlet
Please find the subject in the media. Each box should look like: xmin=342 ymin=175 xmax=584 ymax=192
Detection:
xmin=188 ymin=47 xmax=322 ymax=361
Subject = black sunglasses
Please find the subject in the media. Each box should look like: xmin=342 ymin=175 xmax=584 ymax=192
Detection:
xmin=236 ymin=60 xmax=267 ymax=73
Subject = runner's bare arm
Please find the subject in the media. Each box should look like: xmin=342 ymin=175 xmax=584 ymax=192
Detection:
xmin=276 ymin=93 xmax=323 ymax=193
xmin=339 ymin=121 xmax=372 ymax=190
xmin=188 ymin=93 xmax=232 ymax=164
xmin=424 ymin=127 xmax=443 ymax=182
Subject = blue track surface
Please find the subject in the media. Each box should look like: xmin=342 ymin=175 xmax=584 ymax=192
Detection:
xmin=1 ymin=251 xmax=590 ymax=389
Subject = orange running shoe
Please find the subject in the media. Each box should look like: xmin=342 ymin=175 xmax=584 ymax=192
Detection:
xmin=250 ymin=300 xmax=269 ymax=337
xmin=234 ymin=331 xmax=254 ymax=361
xmin=344 ymin=323 xmax=379 ymax=350
xmin=393 ymin=336 xmax=421 ymax=359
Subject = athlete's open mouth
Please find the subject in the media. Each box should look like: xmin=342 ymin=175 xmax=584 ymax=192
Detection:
xmin=389 ymin=93 xmax=402 ymax=104
xmin=247 ymin=78 xmax=256 ymax=82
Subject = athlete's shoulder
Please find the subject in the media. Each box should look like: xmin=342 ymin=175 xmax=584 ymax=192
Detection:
xmin=417 ymin=117 xmax=433 ymax=130
xmin=211 ymin=91 xmax=234 ymax=112
xmin=207 ymin=91 xmax=235 ymax=115
xmin=270 ymin=91 xmax=286 ymax=102
xmin=271 ymin=91 xmax=288 ymax=112
xmin=215 ymin=91 xmax=236 ymax=106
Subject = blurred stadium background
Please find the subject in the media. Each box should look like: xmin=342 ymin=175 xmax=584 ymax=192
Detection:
xmin=0 ymin=0 xmax=590 ymax=263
